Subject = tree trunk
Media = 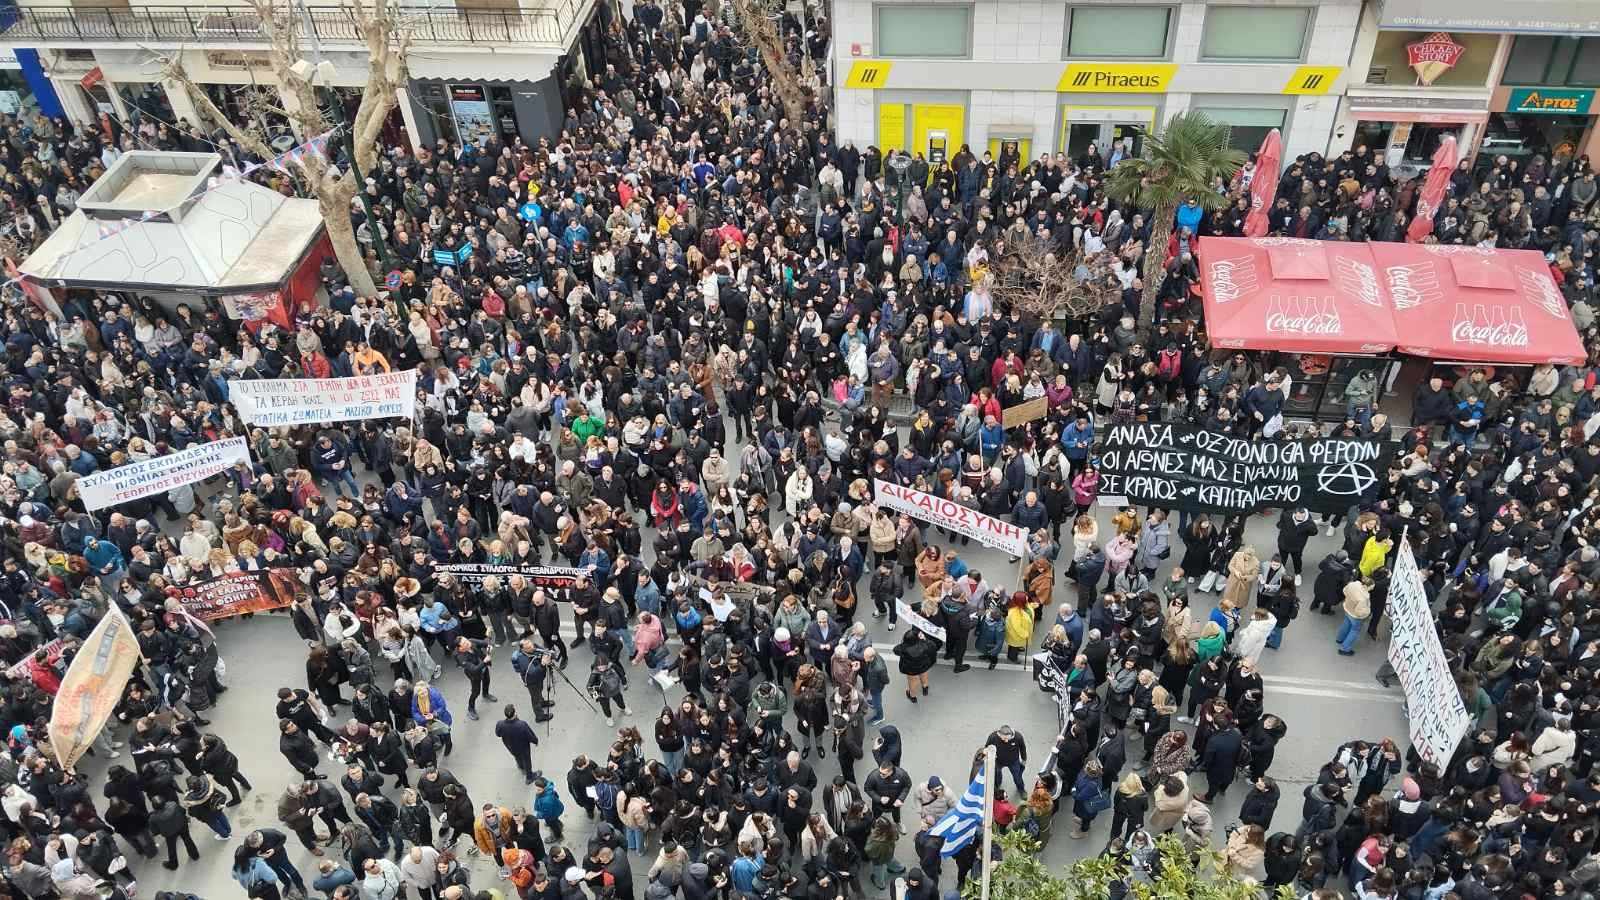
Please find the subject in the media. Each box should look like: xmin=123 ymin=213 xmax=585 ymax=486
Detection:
xmin=1139 ymin=203 xmax=1175 ymax=329
xmin=319 ymin=183 xmax=378 ymax=298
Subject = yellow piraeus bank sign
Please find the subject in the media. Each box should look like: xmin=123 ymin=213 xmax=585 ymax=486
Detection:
xmin=1057 ymin=63 xmax=1178 ymax=93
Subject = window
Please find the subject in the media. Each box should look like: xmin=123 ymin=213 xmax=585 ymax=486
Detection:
xmin=1567 ymin=39 xmax=1600 ymax=85
xmin=1501 ymin=35 xmax=1600 ymax=86
xmin=1065 ymin=5 xmax=1171 ymax=59
xmin=875 ymin=5 xmax=971 ymax=58
xmin=1200 ymin=6 xmax=1310 ymax=61
xmin=1504 ymin=36 xmax=1557 ymax=84
xmin=1193 ymin=106 xmax=1286 ymax=151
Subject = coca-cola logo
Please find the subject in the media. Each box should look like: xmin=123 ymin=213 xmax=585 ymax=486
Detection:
xmin=1450 ymin=320 xmax=1528 ymax=346
xmin=1267 ymin=312 xmax=1341 ymax=335
xmin=1451 ymin=304 xmax=1529 ymax=347
xmin=1516 ymin=266 xmax=1568 ymax=320
xmin=1209 ymin=257 xmax=1258 ymax=304
xmin=1385 ymin=263 xmax=1442 ymax=310
xmin=1334 ymin=257 xmax=1382 ymax=308
xmin=1266 ymin=295 xmax=1341 ymax=335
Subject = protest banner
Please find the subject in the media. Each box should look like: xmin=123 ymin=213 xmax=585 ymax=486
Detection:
xmin=1094 ymin=423 xmax=1392 ymax=515
xmin=434 ymin=563 xmax=590 ymax=600
xmin=896 ymin=600 xmax=947 ymax=642
xmin=228 ymin=371 xmax=418 ymax=427
xmin=76 ymin=437 xmax=250 ymax=511
xmin=1386 ymin=537 xmax=1470 ymax=769
xmin=7 ymin=637 xmax=64 ymax=679
xmin=1001 ymin=396 xmax=1049 ymax=429
xmin=48 ymin=605 xmax=141 ymax=769
xmin=178 ymin=569 xmax=308 ymax=621
xmin=873 ymin=479 xmax=1029 ymax=557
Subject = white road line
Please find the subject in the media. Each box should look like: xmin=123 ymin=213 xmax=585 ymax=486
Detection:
xmin=538 ymin=624 xmax=1405 ymax=702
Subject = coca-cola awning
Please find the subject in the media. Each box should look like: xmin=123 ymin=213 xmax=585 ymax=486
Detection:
xmin=1367 ymin=244 xmax=1587 ymax=365
xmin=1197 ymin=237 xmax=1398 ymax=354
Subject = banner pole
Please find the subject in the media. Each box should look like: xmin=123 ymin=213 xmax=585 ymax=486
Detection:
xmin=980 ymin=744 xmax=997 ymax=900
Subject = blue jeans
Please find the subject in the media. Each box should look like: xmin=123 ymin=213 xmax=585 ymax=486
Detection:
xmin=867 ymin=687 xmax=884 ymax=723
xmin=1001 ymin=760 xmax=1026 ymax=797
xmin=662 ymin=748 xmax=685 ymax=776
xmin=1265 ymin=626 xmax=1283 ymax=649
xmin=1346 ymin=400 xmax=1372 ymax=426
xmin=204 ymin=810 xmax=232 ymax=838
xmin=610 ymin=627 xmax=634 ymax=662
xmin=1337 ymin=615 xmax=1362 ymax=653
xmin=325 ymin=467 xmax=359 ymax=497
xmin=625 ymin=826 xmax=645 ymax=852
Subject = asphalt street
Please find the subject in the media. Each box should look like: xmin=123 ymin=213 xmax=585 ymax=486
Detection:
xmin=99 ymin=477 xmax=1409 ymax=898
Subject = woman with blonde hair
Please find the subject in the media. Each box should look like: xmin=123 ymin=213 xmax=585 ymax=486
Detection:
xmin=1223 ymin=823 xmax=1267 ymax=882
xmin=1109 ymin=771 xmax=1148 ymax=841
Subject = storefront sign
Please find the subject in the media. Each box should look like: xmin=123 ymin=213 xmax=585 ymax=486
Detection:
xmin=872 ymin=479 xmax=1029 ymax=556
xmin=844 ymin=60 xmax=892 ymax=89
xmin=1283 ymin=66 xmax=1342 ymax=95
xmin=1386 ymin=539 xmax=1470 ymax=768
xmin=76 ymin=437 xmax=251 ymax=511
xmin=1057 ymin=63 xmax=1177 ymax=94
xmin=1406 ymin=32 xmax=1466 ymax=85
xmin=1507 ymin=87 xmax=1595 ymax=115
xmin=1094 ymin=423 xmax=1393 ymax=515
xmin=1378 ymin=0 xmax=1600 ymax=36
xmin=79 ymin=67 xmax=103 ymax=91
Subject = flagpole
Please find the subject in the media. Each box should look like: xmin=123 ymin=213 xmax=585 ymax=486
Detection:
xmin=980 ymin=744 xmax=997 ymax=900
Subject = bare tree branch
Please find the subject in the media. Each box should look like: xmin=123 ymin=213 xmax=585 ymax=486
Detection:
xmin=157 ymin=54 xmax=275 ymax=161
xmin=989 ymin=234 xmax=1118 ymax=323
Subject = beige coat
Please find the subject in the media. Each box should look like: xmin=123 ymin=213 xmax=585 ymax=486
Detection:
xmin=1147 ymin=772 xmax=1191 ymax=834
xmin=1343 ymin=581 xmax=1372 ymax=620
xmin=1222 ymin=546 xmax=1260 ymax=609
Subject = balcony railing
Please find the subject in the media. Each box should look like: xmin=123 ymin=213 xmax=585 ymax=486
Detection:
xmin=0 ymin=1 xmax=584 ymax=46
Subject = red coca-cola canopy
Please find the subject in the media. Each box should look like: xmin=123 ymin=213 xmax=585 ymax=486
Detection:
xmin=1196 ymin=237 xmax=1399 ymax=354
xmin=1367 ymin=244 xmax=1587 ymax=365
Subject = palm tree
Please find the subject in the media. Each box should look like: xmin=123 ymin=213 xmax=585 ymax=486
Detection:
xmin=1104 ymin=112 xmax=1247 ymax=326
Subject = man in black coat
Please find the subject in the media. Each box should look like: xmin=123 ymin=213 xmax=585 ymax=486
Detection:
xmin=1197 ymin=714 xmax=1243 ymax=803
xmin=278 ymin=720 xmax=320 ymax=780
xmin=494 ymin=705 xmax=541 ymax=784
xmin=245 ymin=828 xmax=307 ymax=893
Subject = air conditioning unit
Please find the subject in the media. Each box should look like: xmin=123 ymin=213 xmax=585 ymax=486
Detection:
xmin=1366 ymin=65 xmax=1389 ymax=84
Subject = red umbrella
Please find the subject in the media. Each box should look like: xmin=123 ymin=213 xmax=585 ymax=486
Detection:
xmin=1406 ymin=135 xmax=1457 ymax=243
xmin=1243 ymin=129 xmax=1282 ymax=238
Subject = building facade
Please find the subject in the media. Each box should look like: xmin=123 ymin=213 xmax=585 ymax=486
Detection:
xmin=0 ymin=0 xmax=607 ymax=150
xmin=831 ymin=0 xmax=1360 ymax=168
xmin=1332 ymin=0 xmax=1600 ymax=176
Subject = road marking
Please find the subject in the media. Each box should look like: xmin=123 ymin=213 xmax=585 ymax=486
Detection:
xmin=538 ymin=624 xmax=1405 ymax=700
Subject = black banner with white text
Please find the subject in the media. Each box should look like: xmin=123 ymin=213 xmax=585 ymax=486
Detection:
xmin=1094 ymin=423 xmax=1393 ymax=515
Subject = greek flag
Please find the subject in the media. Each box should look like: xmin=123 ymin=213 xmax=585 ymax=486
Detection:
xmin=927 ymin=771 xmax=987 ymax=856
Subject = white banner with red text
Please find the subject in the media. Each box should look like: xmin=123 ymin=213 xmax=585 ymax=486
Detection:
xmin=872 ymin=479 xmax=1028 ymax=557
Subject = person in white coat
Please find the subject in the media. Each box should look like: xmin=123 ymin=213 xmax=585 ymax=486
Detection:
xmin=1230 ymin=608 xmax=1278 ymax=666
xmin=1531 ymin=719 xmax=1577 ymax=771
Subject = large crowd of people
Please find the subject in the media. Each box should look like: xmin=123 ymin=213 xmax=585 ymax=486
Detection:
xmin=0 ymin=0 xmax=1593 ymax=899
